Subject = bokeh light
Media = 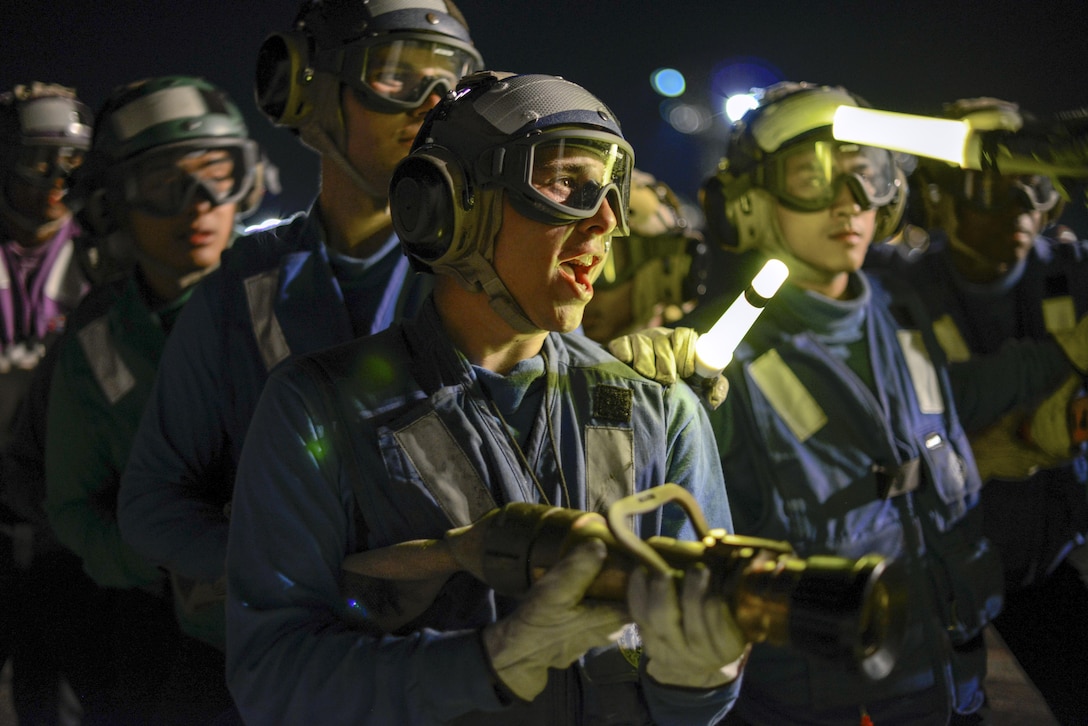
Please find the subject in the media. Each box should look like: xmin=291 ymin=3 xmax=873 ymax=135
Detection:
xmin=651 ymin=68 xmax=687 ymax=98
xmin=660 ymin=100 xmax=712 ymax=135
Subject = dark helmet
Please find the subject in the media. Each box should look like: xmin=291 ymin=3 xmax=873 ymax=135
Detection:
xmin=389 ymin=70 xmax=633 ymax=332
xmin=256 ymin=0 xmax=483 ymax=125
xmin=391 ymin=70 xmax=633 ymax=270
xmin=703 ymin=81 xmax=907 ymax=252
xmin=81 ymin=75 xmax=260 ymax=226
xmin=913 ymin=98 xmax=1063 ymax=226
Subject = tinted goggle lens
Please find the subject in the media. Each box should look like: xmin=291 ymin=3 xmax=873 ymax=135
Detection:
xmin=769 ymin=140 xmax=898 ymax=211
xmin=124 ymin=145 xmax=254 ymax=217
xmin=356 ymin=39 xmax=479 ymax=109
xmin=525 ymin=137 xmax=632 ymax=231
xmin=959 ymin=171 xmax=1060 ymax=213
xmin=11 ymin=145 xmax=85 ymax=186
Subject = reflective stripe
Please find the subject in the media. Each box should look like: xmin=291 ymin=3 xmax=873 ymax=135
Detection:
xmin=749 ymin=349 xmax=827 ymax=442
xmin=932 ymin=314 xmax=971 ymax=363
xmin=897 ymin=329 xmax=945 ymax=414
xmin=1043 ymin=295 xmax=1077 ymax=334
xmin=585 ymin=425 xmax=634 ymax=514
xmin=43 ymin=239 xmax=82 ymax=307
xmin=394 ymin=412 xmax=496 ymax=526
xmin=78 ymin=315 xmax=135 ymax=405
xmin=243 ymin=271 xmax=290 ymax=371
xmin=0 ymin=254 xmax=9 ymax=290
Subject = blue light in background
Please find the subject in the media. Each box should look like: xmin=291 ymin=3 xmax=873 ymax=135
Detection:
xmin=651 ymin=68 xmax=686 ymax=98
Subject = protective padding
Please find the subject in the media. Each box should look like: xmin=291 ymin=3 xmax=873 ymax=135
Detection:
xmin=255 ymin=30 xmax=315 ymax=127
xmin=390 ymin=146 xmax=468 ymax=266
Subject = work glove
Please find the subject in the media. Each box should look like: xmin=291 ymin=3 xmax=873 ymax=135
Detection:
xmin=970 ymin=374 xmax=1082 ymax=481
xmin=608 ymin=327 xmax=729 ymax=410
xmin=481 ymin=539 xmax=628 ymax=702
xmin=627 ymin=564 xmax=749 ymax=690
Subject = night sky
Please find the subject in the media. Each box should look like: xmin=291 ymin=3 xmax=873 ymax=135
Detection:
xmin=3 ymin=0 xmax=1087 ymax=219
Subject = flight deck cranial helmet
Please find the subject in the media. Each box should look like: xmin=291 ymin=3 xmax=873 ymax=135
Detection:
xmin=80 ymin=75 xmax=260 ymax=234
xmin=76 ymin=76 xmax=260 ymax=282
xmin=915 ymin=97 xmax=1063 ymax=233
xmin=255 ymin=0 xmax=483 ymax=197
xmin=0 ymin=82 xmax=93 ymax=236
xmin=389 ymin=71 xmax=634 ymax=333
xmin=702 ymin=82 xmax=907 ymax=265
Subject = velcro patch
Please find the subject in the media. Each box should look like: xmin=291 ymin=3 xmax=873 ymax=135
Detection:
xmin=594 ymin=385 xmax=632 ymax=422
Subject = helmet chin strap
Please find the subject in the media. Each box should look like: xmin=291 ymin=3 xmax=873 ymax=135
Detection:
xmin=297 ymin=73 xmax=390 ymax=201
xmin=432 ymin=188 xmax=543 ymax=334
xmin=729 ymin=189 xmax=830 ymax=285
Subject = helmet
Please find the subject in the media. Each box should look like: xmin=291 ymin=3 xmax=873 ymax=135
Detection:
xmin=0 ymin=83 xmax=92 ymax=234
xmin=81 ymin=75 xmax=260 ymax=227
xmin=703 ymin=81 xmax=907 ymax=253
xmin=914 ymin=98 xmax=1062 ymax=225
xmin=256 ymin=0 xmax=482 ymax=125
xmin=0 ymin=82 xmax=92 ymax=165
xmin=389 ymin=70 xmax=633 ymax=332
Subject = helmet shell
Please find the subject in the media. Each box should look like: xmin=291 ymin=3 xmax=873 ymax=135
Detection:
xmin=91 ymin=76 xmax=249 ymax=167
xmin=0 ymin=83 xmax=92 ymax=169
xmin=296 ymin=0 xmax=475 ymax=48
xmin=725 ymin=82 xmax=862 ymax=180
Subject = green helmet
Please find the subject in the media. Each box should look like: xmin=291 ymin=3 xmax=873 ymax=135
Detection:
xmin=91 ymin=75 xmax=251 ymax=165
xmin=82 ymin=76 xmax=260 ymax=221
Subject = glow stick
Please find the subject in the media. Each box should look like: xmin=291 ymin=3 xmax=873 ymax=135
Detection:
xmin=832 ymin=106 xmax=976 ymax=167
xmin=694 ymin=259 xmax=789 ymax=378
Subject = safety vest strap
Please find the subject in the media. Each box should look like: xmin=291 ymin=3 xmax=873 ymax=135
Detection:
xmin=243 ymin=270 xmax=291 ymax=372
xmin=748 ymin=348 xmax=828 ymax=443
xmin=392 ymin=412 xmax=497 ymax=526
xmin=77 ymin=315 xmax=135 ymax=405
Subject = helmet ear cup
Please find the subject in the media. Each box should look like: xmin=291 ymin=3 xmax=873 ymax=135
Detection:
xmin=874 ymin=166 xmax=909 ymax=242
xmin=390 ymin=146 xmax=470 ymax=270
xmin=255 ymin=30 xmax=315 ymax=127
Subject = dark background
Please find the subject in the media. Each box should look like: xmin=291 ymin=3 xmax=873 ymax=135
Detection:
xmin=3 ymin=0 xmax=1087 ymax=225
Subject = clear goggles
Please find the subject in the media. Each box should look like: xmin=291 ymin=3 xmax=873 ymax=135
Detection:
xmin=483 ymin=130 xmax=634 ymax=236
xmin=338 ymin=36 xmax=482 ymax=113
xmin=10 ymin=145 xmax=86 ymax=188
xmin=956 ymin=170 xmax=1060 ymax=214
xmin=118 ymin=141 xmax=257 ymax=217
xmin=763 ymin=140 xmax=899 ymax=212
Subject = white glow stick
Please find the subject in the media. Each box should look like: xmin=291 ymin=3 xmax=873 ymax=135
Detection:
xmin=832 ymin=105 xmax=977 ymax=167
xmin=693 ymin=259 xmax=789 ymax=378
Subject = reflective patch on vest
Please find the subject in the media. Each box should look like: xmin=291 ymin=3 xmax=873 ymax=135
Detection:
xmin=594 ymin=385 xmax=632 ymax=422
xmin=932 ymin=314 xmax=971 ymax=363
xmin=585 ymin=426 xmax=634 ymax=514
xmin=897 ymin=329 xmax=945 ymax=414
xmin=78 ymin=316 xmax=135 ymax=405
xmin=749 ymin=349 xmax=827 ymax=442
xmin=1043 ymin=295 xmax=1077 ymax=334
xmin=43 ymin=239 xmax=83 ymax=307
xmin=393 ymin=412 xmax=496 ymax=526
xmin=243 ymin=271 xmax=290 ymax=372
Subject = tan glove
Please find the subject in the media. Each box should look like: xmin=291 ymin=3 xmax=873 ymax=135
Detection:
xmin=627 ymin=565 xmax=749 ymax=690
xmin=481 ymin=539 xmax=628 ymax=702
xmin=970 ymin=374 xmax=1082 ymax=480
xmin=1020 ymin=374 xmax=1083 ymax=459
xmin=608 ymin=327 xmax=729 ymax=410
